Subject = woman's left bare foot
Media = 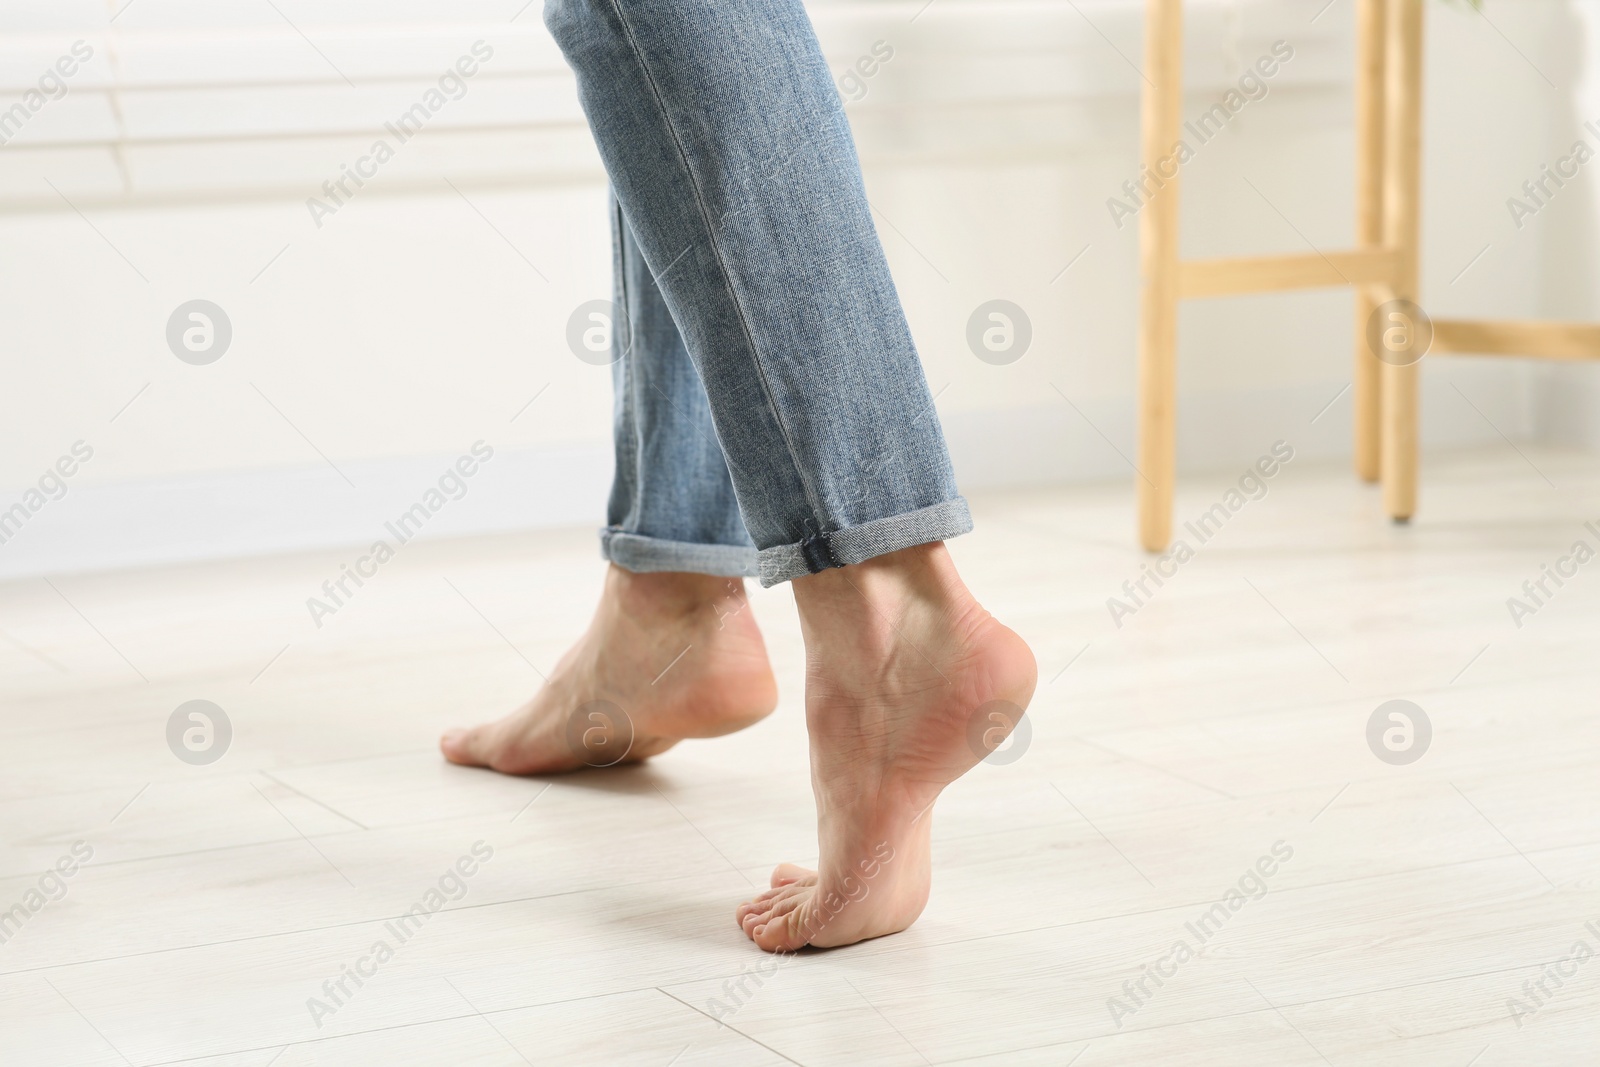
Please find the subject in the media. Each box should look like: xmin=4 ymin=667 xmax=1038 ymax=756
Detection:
xmin=736 ymin=543 xmax=1036 ymax=950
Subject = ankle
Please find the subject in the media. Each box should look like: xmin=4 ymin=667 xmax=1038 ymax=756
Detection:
xmin=604 ymin=565 xmax=745 ymax=622
xmin=792 ymin=543 xmax=973 ymax=634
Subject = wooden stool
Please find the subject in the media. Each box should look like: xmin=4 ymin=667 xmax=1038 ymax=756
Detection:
xmin=1135 ymin=0 xmax=1600 ymax=551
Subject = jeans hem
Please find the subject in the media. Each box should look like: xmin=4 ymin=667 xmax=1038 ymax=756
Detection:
xmin=601 ymin=528 xmax=759 ymax=578
xmin=757 ymin=497 xmax=974 ymax=587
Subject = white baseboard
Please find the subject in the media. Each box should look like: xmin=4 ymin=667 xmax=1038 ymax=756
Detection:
xmin=0 ymin=443 xmax=612 ymax=582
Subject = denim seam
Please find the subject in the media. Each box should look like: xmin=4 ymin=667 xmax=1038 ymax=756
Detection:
xmin=611 ymin=197 xmax=642 ymax=522
xmin=600 ymin=0 xmax=833 ymax=534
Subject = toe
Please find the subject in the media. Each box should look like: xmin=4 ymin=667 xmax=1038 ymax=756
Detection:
xmin=763 ymin=893 xmax=805 ymax=930
xmin=439 ymin=725 xmax=492 ymax=767
xmin=739 ymin=889 xmax=785 ymax=934
xmin=770 ymin=862 xmax=816 ymax=889
xmin=737 ymin=886 xmax=781 ymax=920
xmin=752 ymin=901 xmax=812 ymax=953
xmin=736 ymin=896 xmax=767 ymax=928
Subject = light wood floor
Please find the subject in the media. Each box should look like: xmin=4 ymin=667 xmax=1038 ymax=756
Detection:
xmin=4 ymin=447 xmax=1600 ymax=1066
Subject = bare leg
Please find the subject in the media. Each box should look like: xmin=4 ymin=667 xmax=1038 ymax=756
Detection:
xmin=441 ymin=567 xmax=777 ymax=774
xmin=736 ymin=542 xmax=1037 ymax=950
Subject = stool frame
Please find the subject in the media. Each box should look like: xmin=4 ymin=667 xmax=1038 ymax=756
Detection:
xmin=1135 ymin=0 xmax=1600 ymax=550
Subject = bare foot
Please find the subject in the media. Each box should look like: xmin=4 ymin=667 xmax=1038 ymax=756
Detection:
xmin=441 ymin=566 xmax=778 ymax=774
xmin=736 ymin=542 xmax=1036 ymax=951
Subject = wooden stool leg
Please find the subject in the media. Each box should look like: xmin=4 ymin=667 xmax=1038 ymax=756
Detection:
xmin=1381 ymin=0 xmax=1423 ymax=520
xmin=1353 ymin=0 xmax=1387 ymax=483
xmin=1138 ymin=0 xmax=1183 ymax=551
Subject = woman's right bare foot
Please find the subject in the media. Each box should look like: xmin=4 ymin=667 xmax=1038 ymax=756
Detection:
xmin=736 ymin=542 xmax=1037 ymax=951
xmin=441 ymin=566 xmax=778 ymax=774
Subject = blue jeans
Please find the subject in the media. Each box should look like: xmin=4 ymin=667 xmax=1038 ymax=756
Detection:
xmin=548 ymin=0 xmax=971 ymax=586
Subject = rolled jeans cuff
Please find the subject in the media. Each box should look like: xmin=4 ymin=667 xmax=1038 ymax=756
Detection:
xmin=757 ymin=497 xmax=974 ymax=587
xmin=600 ymin=528 xmax=759 ymax=578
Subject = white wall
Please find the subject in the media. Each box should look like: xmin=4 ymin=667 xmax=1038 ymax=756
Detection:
xmin=0 ymin=0 xmax=1590 ymax=578
xmin=1527 ymin=1 xmax=1600 ymax=447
